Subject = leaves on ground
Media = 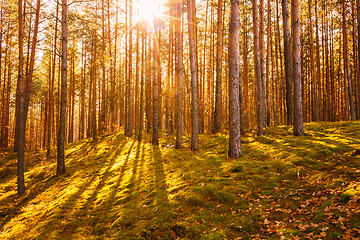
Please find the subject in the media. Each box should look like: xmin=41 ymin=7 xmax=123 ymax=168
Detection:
xmin=0 ymin=121 xmax=360 ymax=239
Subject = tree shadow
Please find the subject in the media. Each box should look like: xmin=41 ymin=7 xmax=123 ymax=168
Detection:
xmin=149 ymin=145 xmax=174 ymax=238
xmin=5 ymin=135 xmax=128 ymax=238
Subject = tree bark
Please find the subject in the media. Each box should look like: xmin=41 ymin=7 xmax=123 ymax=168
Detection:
xmin=357 ymin=0 xmax=360 ymax=119
xmin=187 ymin=0 xmax=199 ymax=151
xmin=175 ymin=0 xmax=183 ymax=149
xmin=282 ymin=0 xmax=293 ymax=125
xmin=57 ymin=0 xmax=68 ymax=175
xmin=252 ymin=0 xmax=265 ymax=135
xmin=152 ymin=32 xmax=160 ymax=145
xmin=291 ymin=0 xmax=305 ymax=136
xmin=228 ymin=0 xmax=242 ymax=158
xmin=342 ymin=0 xmax=355 ymax=121
xmin=17 ymin=0 xmax=26 ymax=194
xmin=138 ymin=30 xmax=146 ymax=141
xmin=214 ymin=0 xmax=223 ymax=132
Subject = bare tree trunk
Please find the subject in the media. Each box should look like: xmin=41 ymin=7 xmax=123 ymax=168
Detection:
xmin=342 ymin=0 xmax=355 ymax=121
xmin=125 ymin=0 xmax=133 ymax=137
xmin=138 ymin=30 xmax=146 ymax=141
xmin=135 ymin=28 xmax=140 ymax=138
xmin=152 ymin=32 xmax=160 ymax=145
xmin=47 ymin=0 xmax=59 ymax=155
xmin=214 ymin=0 xmax=223 ymax=132
xmin=308 ymin=0 xmax=317 ymax=122
xmin=79 ymin=43 xmax=86 ymax=140
xmin=252 ymin=0 xmax=265 ymax=135
xmin=292 ymin=0 xmax=304 ymax=136
xmin=24 ymin=0 xmax=41 ymax=127
xmin=266 ymin=0 xmax=271 ymax=126
xmin=228 ymin=0 xmax=242 ymax=158
xmin=17 ymin=0 xmax=26 ymax=194
xmin=99 ymin=0 xmax=106 ymax=134
xmin=242 ymin=16 xmax=249 ymax=132
xmin=315 ymin=0 xmax=321 ymax=121
xmin=57 ymin=0 xmax=67 ymax=175
xmin=357 ymin=0 xmax=360 ymax=119
xmin=187 ymin=0 xmax=199 ymax=151
xmin=282 ymin=0 xmax=293 ymax=125
xmin=175 ymin=0 xmax=183 ymax=149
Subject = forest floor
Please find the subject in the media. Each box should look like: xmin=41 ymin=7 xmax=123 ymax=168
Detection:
xmin=0 ymin=121 xmax=360 ymax=239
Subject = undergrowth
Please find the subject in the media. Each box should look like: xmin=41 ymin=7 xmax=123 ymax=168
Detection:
xmin=0 ymin=121 xmax=359 ymax=239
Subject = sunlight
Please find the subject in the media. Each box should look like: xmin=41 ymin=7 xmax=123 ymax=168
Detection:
xmin=134 ymin=0 xmax=161 ymax=24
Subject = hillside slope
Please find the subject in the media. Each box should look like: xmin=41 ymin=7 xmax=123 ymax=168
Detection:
xmin=1 ymin=121 xmax=360 ymax=239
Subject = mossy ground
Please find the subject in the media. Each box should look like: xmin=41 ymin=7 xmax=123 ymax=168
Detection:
xmin=1 ymin=121 xmax=360 ymax=239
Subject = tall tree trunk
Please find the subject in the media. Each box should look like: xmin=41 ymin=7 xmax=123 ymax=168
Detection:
xmin=308 ymin=0 xmax=317 ymax=122
xmin=228 ymin=0 xmax=242 ymax=158
xmin=214 ymin=0 xmax=223 ymax=132
xmin=138 ymin=30 xmax=146 ymax=141
xmin=252 ymin=0 xmax=265 ymax=135
xmin=175 ymin=0 xmax=183 ymax=149
xmin=259 ymin=0 xmax=265 ymax=125
xmin=357 ymin=0 xmax=360 ymax=119
xmin=47 ymin=0 xmax=59 ymax=155
xmin=17 ymin=0 xmax=26 ymax=195
xmin=24 ymin=0 xmax=41 ymax=126
xmin=57 ymin=0 xmax=67 ymax=175
xmin=282 ymin=0 xmax=293 ymax=125
xmin=135 ymin=28 xmax=140 ymax=138
xmin=315 ymin=0 xmax=321 ymax=121
xmin=342 ymin=0 xmax=355 ymax=121
xmin=79 ymin=43 xmax=86 ymax=140
xmin=100 ymin=0 xmax=106 ymax=134
xmin=242 ymin=16 xmax=249 ymax=132
xmin=153 ymin=32 xmax=160 ymax=145
xmin=292 ymin=0 xmax=305 ymax=136
xmin=266 ymin=0 xmax=271 ymax=126
xmin=187 ymin=0 xmax=199 ymax=151
xmin=125 ymin=0 xmax=133 ymax=137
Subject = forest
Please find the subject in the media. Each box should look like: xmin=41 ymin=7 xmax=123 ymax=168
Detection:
xmin=0 ymin=0 xmax=360 ymax=239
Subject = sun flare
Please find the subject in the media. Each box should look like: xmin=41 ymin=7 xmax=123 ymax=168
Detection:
xmin=135 ymin=0 xmax=161 ymax=24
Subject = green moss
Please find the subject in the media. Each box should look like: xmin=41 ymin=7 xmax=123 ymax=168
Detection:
xmin=1 ymin=121 xmax=360 ymax=239
xmin=199 ymin=232 xmax=224 ymax=240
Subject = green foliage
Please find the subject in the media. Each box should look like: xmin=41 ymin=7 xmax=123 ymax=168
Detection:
xmin=0 ymin=121 xmax=359 ymax=239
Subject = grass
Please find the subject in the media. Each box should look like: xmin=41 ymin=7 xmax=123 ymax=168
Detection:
xmin=0 ymin=121 xmax=360 ymax=239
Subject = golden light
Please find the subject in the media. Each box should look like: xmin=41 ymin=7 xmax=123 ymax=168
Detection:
xmin=134 ymin=0 xmax=161 ymax=24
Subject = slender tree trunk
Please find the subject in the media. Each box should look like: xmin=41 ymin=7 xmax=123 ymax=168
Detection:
xmin=175 ymin=0 xmax=183 ymax=149
xmin=146 ymin=33 xmax=152 ymax=133
xmin=47 ymin=0 xmax=59 ymax=155
xmin=57 ymin=0 xmax=67 ymax=175
xmin=252 ymin=0 xmax=265 ymax=135
xmin=138 ymin=30 xmax=146 ymax=141
xmin=315 ymin=0 xmax=321 ymax=121
xmin=135 ymin=28 xmax=140 ymax=138
xmin=153 ymin=32 xmax=160 ymax=145
xmin=24 ymin=0 xmax=41 ymax=125
xmin=100 ymin=0 xmax=106 ymax=134
xmin=266 ymin=0 xmax=271 ymax=126
xmin=187 ymin=0 xmax=199 ymax=150
xmin=228 ymin=0 xmax=242 ymax=158
xmin=17 ymin=0 xmax=26 ymax=195
xmin=125 ymin=0 xmax=133 ymax=136
xmin=356 ymin=0 xmax=360 ymax=119
xmin=342 ymin=0 xmax=355 ymax=121
xmin=242 ymin=16 xmax=249 ymax=132
xmin=79 ymin=44 xmax=86 ymax=140
xmin=259 ymin=0 xmax=266 ymax=125
xmin=308 ymin=0 xmax=317 ymax=122
xmin=282 ymin=0 xmax=293 ymax=125
xmin=292 ymin=0 xmax=304 ymax=136
xmin=214 ymin=0 xmax=223 ymax=132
